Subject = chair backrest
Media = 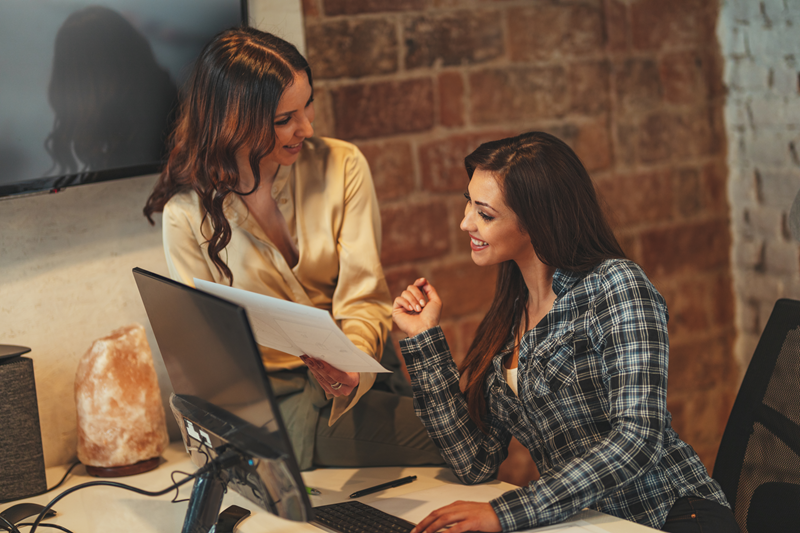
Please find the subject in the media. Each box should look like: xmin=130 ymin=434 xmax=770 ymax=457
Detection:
xmin=712 ymin=298 xmax=800 ymax=533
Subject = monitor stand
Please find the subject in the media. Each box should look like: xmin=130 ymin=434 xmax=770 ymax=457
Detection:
xmin=182 ymin=466 xmax=227 ymax=533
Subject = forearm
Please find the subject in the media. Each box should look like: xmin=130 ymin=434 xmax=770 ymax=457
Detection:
xmin=400 ymin=327 xmax=508 ymax=484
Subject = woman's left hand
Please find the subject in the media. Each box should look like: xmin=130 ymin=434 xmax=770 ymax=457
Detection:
xmin=410 ymin=501 xmax=502 ymax=533
xmin=300 ymin=356 xmax=360 ymax=397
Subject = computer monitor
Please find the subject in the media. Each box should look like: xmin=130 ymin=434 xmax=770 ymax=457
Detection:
xmin=132 ymin=267 xmax=313 ymax=532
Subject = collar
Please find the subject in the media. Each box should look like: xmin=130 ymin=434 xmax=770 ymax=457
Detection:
xmin=551 ymin=268 xmax=583 ymax=297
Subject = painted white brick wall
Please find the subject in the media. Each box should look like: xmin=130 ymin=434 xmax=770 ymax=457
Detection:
xmin=718 ymin=0 xmax=800 ymax=370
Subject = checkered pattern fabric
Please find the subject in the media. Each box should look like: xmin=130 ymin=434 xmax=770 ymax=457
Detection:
xmin=400 ymin=259 xmax=728 ymax=531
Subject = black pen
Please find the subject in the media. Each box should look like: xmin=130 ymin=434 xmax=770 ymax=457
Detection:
xmin=349 ymin=475 xmax=417 ymax=498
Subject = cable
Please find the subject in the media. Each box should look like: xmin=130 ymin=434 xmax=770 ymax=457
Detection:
xmin=17 ymin=524 xmax=73 ymax=533
xmin=169 ymin=470 xmax=194 ymax=503
xmin=0 ymin=462 xmax=82 ymax=505
xmin=25 ymin=454 xmax=238 ymax=533
xmin=0 ymin=515 xmax=22 ymax=533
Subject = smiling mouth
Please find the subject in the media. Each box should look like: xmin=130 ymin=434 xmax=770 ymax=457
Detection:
xmin=285 ymin=142 xmax=302 ymax=149
xmin=471 ymin=237 xmax=488 ymax=247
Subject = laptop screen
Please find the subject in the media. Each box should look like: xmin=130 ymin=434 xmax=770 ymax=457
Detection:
xmin=132 ymin=267 xmax=311 ymax=523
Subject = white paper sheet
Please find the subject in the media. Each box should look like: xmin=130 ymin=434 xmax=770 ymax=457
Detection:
xmin=371 ymin=485 xmax=607 ymax=532
xmin=193 ymin=279 xmax=390 ymax=373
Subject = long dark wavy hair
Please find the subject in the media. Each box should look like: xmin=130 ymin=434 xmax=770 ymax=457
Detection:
xmin=143 ymin=27 xmax=312 ymax=282
xmin=459 ymin=131 xmax=626 ymax=432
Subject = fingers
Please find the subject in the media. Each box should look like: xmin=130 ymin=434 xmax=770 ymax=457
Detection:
xmin=396 ymin=278 xmax=433 ymax=313
xmin=410 ymin=502 xmax=501 ymax=533
xmin=300 ymin=356 xmax=358 ymax=397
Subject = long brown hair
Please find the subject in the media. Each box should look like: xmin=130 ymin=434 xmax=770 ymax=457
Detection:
xmin=143 ymin=27 xmax=311 ymax=282
xmin=459 ymin=131 xmax=625 ymax=431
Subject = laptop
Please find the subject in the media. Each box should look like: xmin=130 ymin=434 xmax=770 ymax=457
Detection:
xmin=132 ymin=267 xmax=416 ymax=533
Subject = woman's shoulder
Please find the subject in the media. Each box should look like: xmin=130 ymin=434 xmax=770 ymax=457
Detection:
xmin=163 ymin=188 xmax=200 ymax=213
xmin=302 ymin=137 xmax=366 ymax=163
xmin=590 ymin=258 xmax=666 ymax=308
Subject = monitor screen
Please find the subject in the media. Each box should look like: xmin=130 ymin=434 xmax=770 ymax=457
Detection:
xmin=0 ymin=0 xmax=245 ymax=198
xmin=132 ymin=267 xmax=313 ymax=527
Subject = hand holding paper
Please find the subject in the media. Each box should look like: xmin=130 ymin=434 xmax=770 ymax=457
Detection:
xmin=193 ymin=279 xmax=389 ymax=373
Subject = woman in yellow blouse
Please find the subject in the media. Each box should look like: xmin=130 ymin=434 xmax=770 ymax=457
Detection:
xmin=143 ymin=27 xmax=441 ymax=470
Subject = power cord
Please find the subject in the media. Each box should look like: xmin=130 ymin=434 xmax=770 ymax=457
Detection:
xmin=0 ymin=462 xmax=82 ymax=505
xmin=25 ymin=449 xmax=242 ymax=533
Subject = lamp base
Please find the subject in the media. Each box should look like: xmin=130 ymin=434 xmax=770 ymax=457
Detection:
xmin=85 ymin=457 xmax=161 ymax=478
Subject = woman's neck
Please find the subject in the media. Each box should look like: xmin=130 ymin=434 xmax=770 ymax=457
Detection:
xmin=236 ymin=153 xmax=280 ymax=195
xmin=516 ymin=255 xmax=557 ymax=329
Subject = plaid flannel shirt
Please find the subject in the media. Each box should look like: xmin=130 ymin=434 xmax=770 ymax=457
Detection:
xmin=400 ymin=259 xmax=728 ymax=531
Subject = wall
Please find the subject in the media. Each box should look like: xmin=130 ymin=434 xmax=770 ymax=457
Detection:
xmin=303 ymin=0 xmax=736 ymax=477
xmin=718 ymin=0 xmax=800 ymax=371
xmin=0 ymin=0 xmax=305 ymax=468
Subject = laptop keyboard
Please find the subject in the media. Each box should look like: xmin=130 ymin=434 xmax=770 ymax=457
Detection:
xmin=313 ymin=501 xmax=415 ymax=533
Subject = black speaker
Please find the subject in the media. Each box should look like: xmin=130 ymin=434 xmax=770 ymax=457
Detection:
xmin=0 ymin=346 xmax=47 ymax=501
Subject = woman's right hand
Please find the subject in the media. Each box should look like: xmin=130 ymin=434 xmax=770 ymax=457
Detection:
xmin=392 ymin=278 xmax=442 ymax=338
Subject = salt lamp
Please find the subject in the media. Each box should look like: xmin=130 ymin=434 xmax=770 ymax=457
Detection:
xmin=75 ymin=324 xmax=168 ymax=476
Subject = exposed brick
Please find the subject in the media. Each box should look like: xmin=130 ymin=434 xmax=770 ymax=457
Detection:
xmin=614 ymin=59 xmax=663 ymax=114
xmin=310 ymin=86 xmax=334 ymax=138
xmin=419 ymin=131 xmax=516 ymax=193
xmin=323 ymin=0 xmax=426 ymax=16
xmin=670 ymin=109 xmax=716 ymax=159
xmin=439 ymin=320 xmax=461 ymax=360
xmin=615 ymin=122 xmax=638 ymax=167
xmin=595 ymin=170 xmax=673 ymax=227
xmin=469 ymin=66 xmax=568 ymax=125
xmin=356 ymin=140 xmax=415 ymax=202
xmin=301 ymin=0 xmax=320 ymax=18
xmin=306 ymin=19 xmax=397 ymax=79
xmin=640 ymin=219 xmax=731 ymax=277
xmin=573 ymin=118 xmax=613 ymax=172
xmin=455 ymin=316 xmax=483 ymax=367
xmin=381 ymin=199 xmax=450 ymax=265
xmin=637 ymin=111 xmax=714 ymax=164
xmin=667 ymin=388 xmax=732 ymax=458
xmin=604 ymin=0 xmax=629 ymax=52
xmin=659 ymin=278 xmax=711 ymax=337
xmin=384 ymin=264 xmax=425 ymax=304
xmin=569 ymin=60 xmax=611 ymax=116
xmin=405 ymin=10 xmax=504 ymax=70
xmin=710 ymin=274 xmax=736 ymax=327
xmin=430 ymin=259 xmax=497 ymax=319
xmin=507 ymin=4 xmax=604 ymax=61
xmin=660 ymin=50 xmax=709 ymax=105
xmin=702 ymin=162 xmax=730 ymax=217
xmin=630 ymin=0 xmax=715 ymax=50
xmin=637 ymin=112 xmax=673 ymax=164
xmin=439 ymin=72 xmax=465 ymax=128
xmin=675 ymin=167 xmax=703 ymax=218
xmin=616 ymin=232 xmax=638 ymax=262
xmin=331 ymin=78 xmax=434 ymax=140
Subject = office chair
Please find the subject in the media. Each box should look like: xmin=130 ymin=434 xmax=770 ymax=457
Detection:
xmin=712 ymin=298 xmax=800 ymax=533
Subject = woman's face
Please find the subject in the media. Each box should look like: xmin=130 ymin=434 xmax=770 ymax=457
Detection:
xmin=262 ymin=70 xmax=315 ymax=169
xmin=460 ymin=169 xmax=536 ymax=268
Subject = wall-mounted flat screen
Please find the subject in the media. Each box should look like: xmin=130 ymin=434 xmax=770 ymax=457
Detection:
xmin=0 ymin=0 xmax=246 ymax=198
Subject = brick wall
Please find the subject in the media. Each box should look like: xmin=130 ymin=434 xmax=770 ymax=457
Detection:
xmin=718 ymin=1 xmax=800 ymax=372
xmin=303 ymin=0 xmax=735 ymax=478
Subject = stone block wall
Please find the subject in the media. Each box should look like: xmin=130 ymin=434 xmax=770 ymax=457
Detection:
xmin=302 ymin=0 xmax=736 ymax=476
xmin=718 ymin=0 xmax=800 ymax=371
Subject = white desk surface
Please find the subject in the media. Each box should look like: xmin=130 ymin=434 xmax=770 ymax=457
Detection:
xmin=1 ymin=442 xmax=656 ymax=532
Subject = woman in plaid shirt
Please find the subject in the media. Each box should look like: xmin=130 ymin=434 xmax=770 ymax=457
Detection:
xmin=393 ymin=132 xmax=738 ymax=533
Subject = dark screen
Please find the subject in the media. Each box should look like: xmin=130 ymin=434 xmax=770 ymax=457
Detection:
xmin=0 ymin=0 xmax=244 ymax=197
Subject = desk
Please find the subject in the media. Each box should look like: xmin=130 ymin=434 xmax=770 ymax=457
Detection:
xmin=1 ymin=443 xmax=656 ymax=532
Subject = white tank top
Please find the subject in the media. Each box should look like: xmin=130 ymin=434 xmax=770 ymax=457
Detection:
xmin=503 ymin=365 xmax=519 ymax=397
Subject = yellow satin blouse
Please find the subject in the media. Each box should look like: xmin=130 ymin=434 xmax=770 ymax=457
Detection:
xmin=161 ymin=137 xmax=392 ymax=424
